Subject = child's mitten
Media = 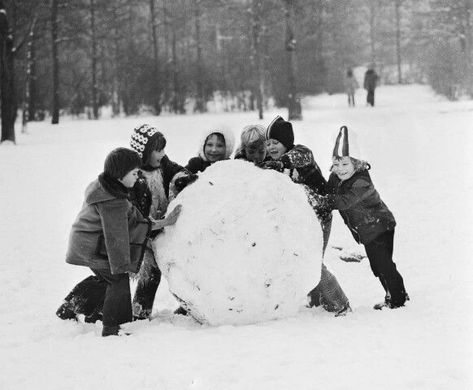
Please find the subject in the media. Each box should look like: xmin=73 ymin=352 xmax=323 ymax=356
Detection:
xmin=174 ymin=174 xmax=199 ymax=193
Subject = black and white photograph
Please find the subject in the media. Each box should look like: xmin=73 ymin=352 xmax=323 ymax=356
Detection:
xmin=0 ymin=0 xmax=472 ymax=389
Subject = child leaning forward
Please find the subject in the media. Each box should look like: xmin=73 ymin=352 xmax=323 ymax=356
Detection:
xmin=56 ymin=148 xmax=181 ymax=336
xmin=261 ymin=116 xmax=350 ymax=315
xmin=327 ymin=126 xmax=408 ymax=309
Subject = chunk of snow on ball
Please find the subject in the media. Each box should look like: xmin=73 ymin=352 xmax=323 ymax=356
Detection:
xmin=155 ymin=159 xmax=323 ymax=325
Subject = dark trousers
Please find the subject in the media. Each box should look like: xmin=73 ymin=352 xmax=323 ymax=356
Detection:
xmin=364 ymin=230 xmax=407 ymax=306
xmin=91 ymin=269 xmax=132 ymax=327
xmin=133 ymin=263 xmax=161 ymax=315
xmin=60 ymin=269 xmax=132 ymax=326
xmin=62 ymin=275 xmax=106 ymax=318
xmin=367 ymin=88 xmax=375 ymax=106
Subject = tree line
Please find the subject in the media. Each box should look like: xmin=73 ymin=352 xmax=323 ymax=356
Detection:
xmin=0 ymin=0 xmax=472 ymax=143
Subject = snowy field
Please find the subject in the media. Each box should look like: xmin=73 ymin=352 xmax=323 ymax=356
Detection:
xmin=0 ymin=85 xmax=472 ymax=389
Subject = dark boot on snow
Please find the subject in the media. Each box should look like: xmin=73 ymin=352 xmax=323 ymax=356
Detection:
xmin=56 ymin=302 xmax=78 ymax=321
xmin=102 ymin=325 xmax=131 ymax=337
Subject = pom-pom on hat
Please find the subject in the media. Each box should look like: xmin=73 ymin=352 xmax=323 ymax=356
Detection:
xmin=266 ymin=115 xmax=294 ymax=150
xmin=130 ymin=124 xmax=160 ymax=158
xmin=332 ymin=125 xmax=361 ymax=161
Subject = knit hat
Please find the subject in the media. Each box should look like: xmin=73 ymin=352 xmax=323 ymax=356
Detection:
xmin=266 ymin=115 xmax=294 ymax=150
xmin=332 ymin=126 xmax=361 ymax=161
xmin=103 ymin=147 xmax=141 ymax=179
xmin=130 ymin=124 xmax=160 ymax=158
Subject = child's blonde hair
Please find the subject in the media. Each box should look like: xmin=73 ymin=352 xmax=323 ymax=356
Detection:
xmin=240 ymin=125 xmax=265 ymax=147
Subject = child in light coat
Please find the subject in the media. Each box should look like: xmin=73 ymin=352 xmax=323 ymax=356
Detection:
xmin=129 ymin=124 xmax=187 ymax=320
xmin=327 ymin=126 xmax=408 ymax=309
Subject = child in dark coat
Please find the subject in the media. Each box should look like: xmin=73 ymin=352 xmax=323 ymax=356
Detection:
xmin=327 ymin=126 xmax=408 ymax=309
xmin=56 ymin=148 xmax=181 ymax=336
xmin=129 ymin=124 xmax=187 ymax=319
xmin=261 ymin=116 xmax=350 ymax=315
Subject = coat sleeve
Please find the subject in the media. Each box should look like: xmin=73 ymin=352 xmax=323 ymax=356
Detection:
xmin=97 ymin=199 xmax=131 ymax=274
xmin=281 ymin=145 xmax=313 ymax=169
xmin=161 ymin=155 xmax=186 ymax=183
xmin=332 ymin=178 xmax=377 ymax=211
xmin=185 ymin=157 xmax=203 ymax=174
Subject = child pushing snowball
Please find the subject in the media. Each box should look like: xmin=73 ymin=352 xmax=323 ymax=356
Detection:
xmin=129 ymin=124 xmax=187 ymax=320
xmin=262 ymin=115 xmax=351 ymax=316
xmin=184 ymin=126 xmax=235 ymax=174
xmin=234 ymin=124 xmax=267 ymax=164
xmin=56 ymin=148 xmax=181 ymax=336
xmin=326 ymin=126 xmax=408 ymax=309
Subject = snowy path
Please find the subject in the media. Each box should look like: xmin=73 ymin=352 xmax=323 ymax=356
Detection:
xmin=0 ymin=85 xmax=472 ymax=389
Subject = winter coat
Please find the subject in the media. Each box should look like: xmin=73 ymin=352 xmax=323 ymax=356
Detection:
xmin=363 ymin=69 xmax=378 ymax=91
xmin=327 ymin=169 xmax=395 ymax=245
xmin=279 ymin=144 xmax=327 ymax=196
xmin=185 ymin=127 xmax=235 ymax=174
xmin=344 ymin=75 xmax=359 ymax=94
xmin=131 ymin=155 xmax=185 ymax=218
xmin=66 ymin=178 xmax=151 ymax=274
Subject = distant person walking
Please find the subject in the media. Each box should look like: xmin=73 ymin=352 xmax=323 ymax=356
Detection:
xmin=363 ymin=65 xmax=379 ymax=107
xmin=344 ymin=68 xmax=358 ymax=107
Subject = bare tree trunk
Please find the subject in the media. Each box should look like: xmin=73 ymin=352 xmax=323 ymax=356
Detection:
xmin=284 ymin=0 xmax=301 ymax=120
xmin=368 ymin=0 xmax=376 ymax=64
xmin=0 ymin=2 xmax=16 ymax=143
xmin=395 ymin=0 xmax=402 ymax=84
xmin=90 ymin=0 xmax=99 ymax=119
xmin=51 ymin=0 xmax=59 ymax=124
xmin=28 ymin=23 xmax=37 ymax=122
xmin=251 ymin=0 xmax=264 ymax=120
xmin=194 ymin=0 xmax=206 ymax=113
xmin=22 ymin=17 xmax=37 ymax=133
xmin=110 ymin=6 xmax=120 ymax=116
xmin=163 ymin=0 xmax=170 ymax=109
xmin=461 ymin=0 xmax=473 ymax=95
xmin=170 ymin=3 xmax=183 ymax=114
xmin=149 ymin=0 xmax=162 ymax=115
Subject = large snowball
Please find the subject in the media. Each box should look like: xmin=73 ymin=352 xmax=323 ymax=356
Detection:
xmin=155 ymin=159 xmax=323 ymax=325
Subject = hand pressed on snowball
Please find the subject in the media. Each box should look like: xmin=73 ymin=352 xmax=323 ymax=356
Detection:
xmin=259 ymin=160 xmax=284 ymax=171
xmin=151 ymin=204 xmax=182 ymax=231
xmin=174 ymin=174 xmax=199 ymax=193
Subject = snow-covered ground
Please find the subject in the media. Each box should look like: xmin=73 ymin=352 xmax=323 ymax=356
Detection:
xmin=0 ymin=85 xmax=472 ymax=389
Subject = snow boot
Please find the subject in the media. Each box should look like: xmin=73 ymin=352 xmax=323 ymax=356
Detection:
xmin=102 ymin=325 xmax=131 ymax=337
xmin=373 ymin=292 xmax=408 ymax=310
xmin=133 ymin=308 xmax=152 ymax=321
xmin=373 ymin=301 xmax=388 ymax=310
xmin=84 ymin=310 xmax=103 ymax=324
xmin=56 ymin=302 xmax=78 ymax=321
xmin=306 ymin=287 xmax=322 ymax=308
xmin=335 ymin=302 xmax=352 ymax=317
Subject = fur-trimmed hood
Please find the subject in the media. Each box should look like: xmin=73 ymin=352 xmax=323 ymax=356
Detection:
xmin=197 ymin=126 xmax=235 ymax=162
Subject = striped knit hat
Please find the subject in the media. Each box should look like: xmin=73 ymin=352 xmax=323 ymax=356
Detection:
xmin=333 ymin=126 xmax=361 ymax=160
xmin=130 ymin=124 xmax=160 ymax=158
xmin=266 ymin=115 xmax=294 ymax=150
